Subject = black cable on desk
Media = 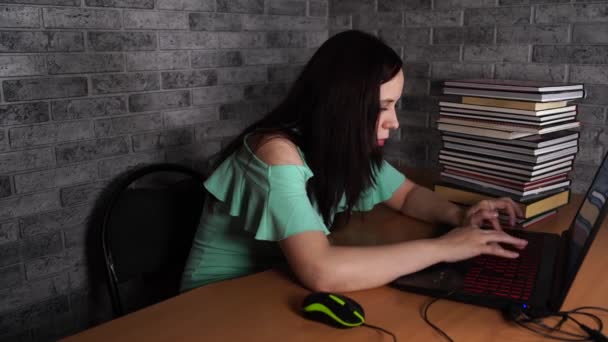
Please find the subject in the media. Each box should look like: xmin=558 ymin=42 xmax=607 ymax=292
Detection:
xmin=362 ymin=323 xmax=397 ymax=342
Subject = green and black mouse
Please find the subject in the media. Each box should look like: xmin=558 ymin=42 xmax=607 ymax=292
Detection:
xmin=301 ymin=292 xmax=366 ymax=328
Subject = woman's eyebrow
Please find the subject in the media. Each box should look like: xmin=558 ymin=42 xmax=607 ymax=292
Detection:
xmin=380 ymin=99 xmax=395 ymax=104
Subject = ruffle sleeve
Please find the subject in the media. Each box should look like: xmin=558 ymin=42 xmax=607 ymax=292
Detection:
xmin=203 ymin=149 xmax=329 ymax=242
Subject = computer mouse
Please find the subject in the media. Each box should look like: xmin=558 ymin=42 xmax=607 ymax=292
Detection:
xmin=301 ymin=292 xmax=366 ymax=329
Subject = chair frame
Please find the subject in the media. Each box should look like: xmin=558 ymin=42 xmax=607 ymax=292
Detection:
xmin=100 ymin=163 xmax=205 ymax=317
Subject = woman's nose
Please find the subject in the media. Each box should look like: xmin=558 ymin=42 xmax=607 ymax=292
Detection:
xmin=382 ymin=119 xmax=399 ymax=130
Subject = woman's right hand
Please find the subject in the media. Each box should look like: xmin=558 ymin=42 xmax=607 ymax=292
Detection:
xmin=435 ymin=225 xmax=528 ymax=263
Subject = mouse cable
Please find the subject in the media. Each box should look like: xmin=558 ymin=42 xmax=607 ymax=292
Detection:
xmin=362 ymin=323 xmax=397 ymax=342
xmin=511 ymin=306 xmax=608 ymax=342
xmin=421 ymin=296 xmax=454 ymax=342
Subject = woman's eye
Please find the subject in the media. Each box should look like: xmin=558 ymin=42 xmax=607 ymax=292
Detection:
xmin=380 ymin=107 xmax=388 ymax=111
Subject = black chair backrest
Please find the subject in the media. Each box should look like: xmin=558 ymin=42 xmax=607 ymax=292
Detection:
xmin=101 ymin=163 xmax=206 ymax=316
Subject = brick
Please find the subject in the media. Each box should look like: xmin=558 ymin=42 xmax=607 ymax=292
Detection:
xmin=97 ymin=151 xmax=164 ymax=178
xmin=85 ymin=0 xmax=154 ymax=8
xmin=63 ymin=223 xmax=87 ymax=249
xmin=55 ymin=137 xmax=130 ymax=165
xmin=575 ymin=143 xmax=604 ymax=164
xmin=379 ymin=28 xmax=430 ymax=45
xmin=404 ymin=62 xmax=429 ymax=78
xmin=164 ymin=106 xmax=219 ymax=128
xmin=0 ymin=6 xmax=39 ymax=28
xmin=577 ymin=105 xmax=606 ymax=125
xmin=0 ymin=191 xmax=59 ymax=220
xmin=266 ymin=31 xmax=307 ymax=48
xmin=242 ymin=49 xmax=288 ymax=65
xmin=88 ymin=31 xmax=156 ymax=51
xmin=195 ymin=120 xmax=248 ymax=139
xmin=132 ymin=128 xmax=194 ymax=152
xmin=405 ymin=9 xmax=462 ymax=27
xmin=0 ymin=131 xmax=6 ymax=153
xmin=127 ymin=51 xmax=189 ymax=71
xmin=244 ymin=83 xmax=287 ymax=101
xmin=268 ymin=0 xmax=306 ymax=16
xmin=0 ymin=148 xmax=54 ymax=173
xmin=305 ymin=31 xmax=328 ymax=48
xmin=402 ymin=95 xmax=438 ymax=112
xmin=217 ymin=0 xmax=263 ymax=14
xmin=191 ymin=50 xmax=242 ymax=68
xmin=241 ymin=15 xmax=327 ymax=31
xmin=352 ymin=12 xmax=402 ymax=31
xmin=91 ymin=72 xmax=160 ymax=94
xmin=60 ymin=181 xmax=107 ymax=207
xmin=433 ymin=26 xmax=493 ymax=44
xmin=0 ymin=0 xmax=78 ymax=4
xmin=464 ymin=45 xmax=529 ymax=62
xmin=20 ymin=205 xmax=90 ymax=237
xmin=435 ymin=0 xmax=495 ymax=8
xmin=24 ymin=247 xmax=84 ymax=279
xmin=379 ymin=0 xmax=429 ymax=11
xmin=0 ymin=102 xmax=48 ymax=127
xmin=464 ymin=7 xmax=531 ymax=26
xmin=9 ymin=121 xmax=93 ymax=148
xmin=0 ymin=296 xmax=69 ymax=339
xmin=0 ymin=240 xmax=19 ymax=268
xmin=52 ymin=96 xmax=127 ymax=121
xmin=572 ymin=24 xmax=608 ymax=44
xmin=0 ymin=221 xmax=18 ymax=245
xmin=404 ymin=78 xmax=428 ymax=95
xmin=165 ymin=141 xmax=221 ymax=171
xmin=192 ymin=85 xmax=244 ymax=105
xmin=0 ymin=31 xmax=83 ymax=52
xmin=581 ymin=85 xmax=608 ymax=106
xmin=218 ymin=32 xmax=265 ymax=48
xmin=0 ymin=272 xmax=69 ymax=316
xmin=570 ymin=65 xmax=608 ymax=84
xmin=495 ymin=63 xmax=565 ymax=82
xmin=403 ymin=45 xmax=460 ymax=62
xmin=43 ymin=8 xmax=120 ymax=29
xmin=95 ymin=113 xmax=162 ymax=137
xmin=0 ymin=264 xmax=23 ymax=289
xmin=0 ymin=55 xmax=45 ymax=77
xmin=533 ymin=45 xmax=608 ymax=64
xmin=189 ymin=12 xmax=242 ymax=31
xmin=536 ymin=3 xmax=608 ymax=24
xmin=161 ymin=70 xmax=218 ymax=89
xmin=3 ymin=77 xmax=87 ymax=102
xmin=14 ymin=162 xmax=97 ymax=194
xmin=267 ymin=64 xmax=302 ymax=83
xmin=47 ymin=53 xmax=123 ymax=74
xmin=330 ymin=0 xmax=374 ymax=15
xmin=124 ymin=10 xmax=188 ymax=30
xmin=219 ymin=101 xmax=270 ymax=120
xmin=0 ymin=296 xmax=69 ymax=338
xmin=157 ymin=0 xmax=213 ymax=11
xmin=217 ymin=66 xmax=266 ymax=85
xmin=160 ymin=32 xmax=219 ymax=50
xmin=329 ymin=15 xmax=351 ymax=31
xmin=286 ymin=48 xmax=315 ymax=63
xmin=129 ymin=90 xmax=190 ymax=112
xmin=309 ymin=1 xmax=328 ymax=17
xmin=497 ymin=25 xmax=568 ymax=44
xmin=0 ymin=176 xmax=9 ymax=198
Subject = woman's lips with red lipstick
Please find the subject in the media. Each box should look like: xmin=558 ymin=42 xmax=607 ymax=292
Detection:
xmin=377 ymin=139 xmax=386 ymax=146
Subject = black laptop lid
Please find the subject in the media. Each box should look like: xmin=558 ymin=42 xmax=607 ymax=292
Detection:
xmin=551 ymin=151 xmax=608 ymax=310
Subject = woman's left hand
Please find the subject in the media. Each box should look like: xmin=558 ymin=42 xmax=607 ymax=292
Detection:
xmin=463 ymin=197 xmax=524 ymax=230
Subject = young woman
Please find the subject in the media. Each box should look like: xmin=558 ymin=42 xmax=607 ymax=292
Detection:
xmin=180 ymin=30 xmax=526 ymax=293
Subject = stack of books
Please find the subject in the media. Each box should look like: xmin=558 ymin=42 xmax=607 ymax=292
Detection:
xmin=435 ymin=79 xmax=585 ymax=228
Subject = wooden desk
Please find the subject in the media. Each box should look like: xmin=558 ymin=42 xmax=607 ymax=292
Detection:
xmin=62 ymin=195 xmax=608 ymax=341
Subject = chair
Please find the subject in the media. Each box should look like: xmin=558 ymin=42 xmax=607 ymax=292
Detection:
xmin=100 ymin=163 xmax=207 ymax=317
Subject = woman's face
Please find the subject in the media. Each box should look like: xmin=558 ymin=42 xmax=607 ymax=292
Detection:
xmin=376 ymin=69 xmax=404 ymax=147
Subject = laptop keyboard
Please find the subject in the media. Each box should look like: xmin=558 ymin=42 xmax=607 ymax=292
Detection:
xmin=462 ymin=232 xmax=543 ymax=301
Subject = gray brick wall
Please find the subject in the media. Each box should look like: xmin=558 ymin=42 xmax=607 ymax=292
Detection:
xmin=330 ymin=0 xmax=608 ymax=195
xmin=0 ymin=0 xmax=328 ymax=340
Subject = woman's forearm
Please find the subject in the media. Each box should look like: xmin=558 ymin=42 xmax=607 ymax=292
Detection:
xmin=400 ymin=184 xmax=464 ymax=226
xmin=305 ymin=239 xmax=444 ymax=292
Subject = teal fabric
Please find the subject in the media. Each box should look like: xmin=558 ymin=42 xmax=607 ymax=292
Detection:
xmin=180 ymin=138 xmax=406 ymax=291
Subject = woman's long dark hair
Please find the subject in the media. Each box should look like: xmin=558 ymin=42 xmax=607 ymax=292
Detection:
xmin=214 ymin=30 xmax=403 ymax=225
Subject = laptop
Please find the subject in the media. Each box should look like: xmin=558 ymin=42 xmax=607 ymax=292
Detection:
xmin=392 ymin=151 xmax=608 ymax=315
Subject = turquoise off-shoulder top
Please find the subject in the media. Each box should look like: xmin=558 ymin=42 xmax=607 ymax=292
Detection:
xmin=180 ymin=136 xmax=406 ymax=291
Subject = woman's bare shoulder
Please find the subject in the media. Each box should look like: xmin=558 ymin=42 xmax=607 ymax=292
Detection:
xmin=250 ymin=133 xmax=304 ymax=166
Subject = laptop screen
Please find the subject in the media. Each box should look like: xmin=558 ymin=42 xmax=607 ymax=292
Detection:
xmin=554 ymin=151 xmax=608 ymax=308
